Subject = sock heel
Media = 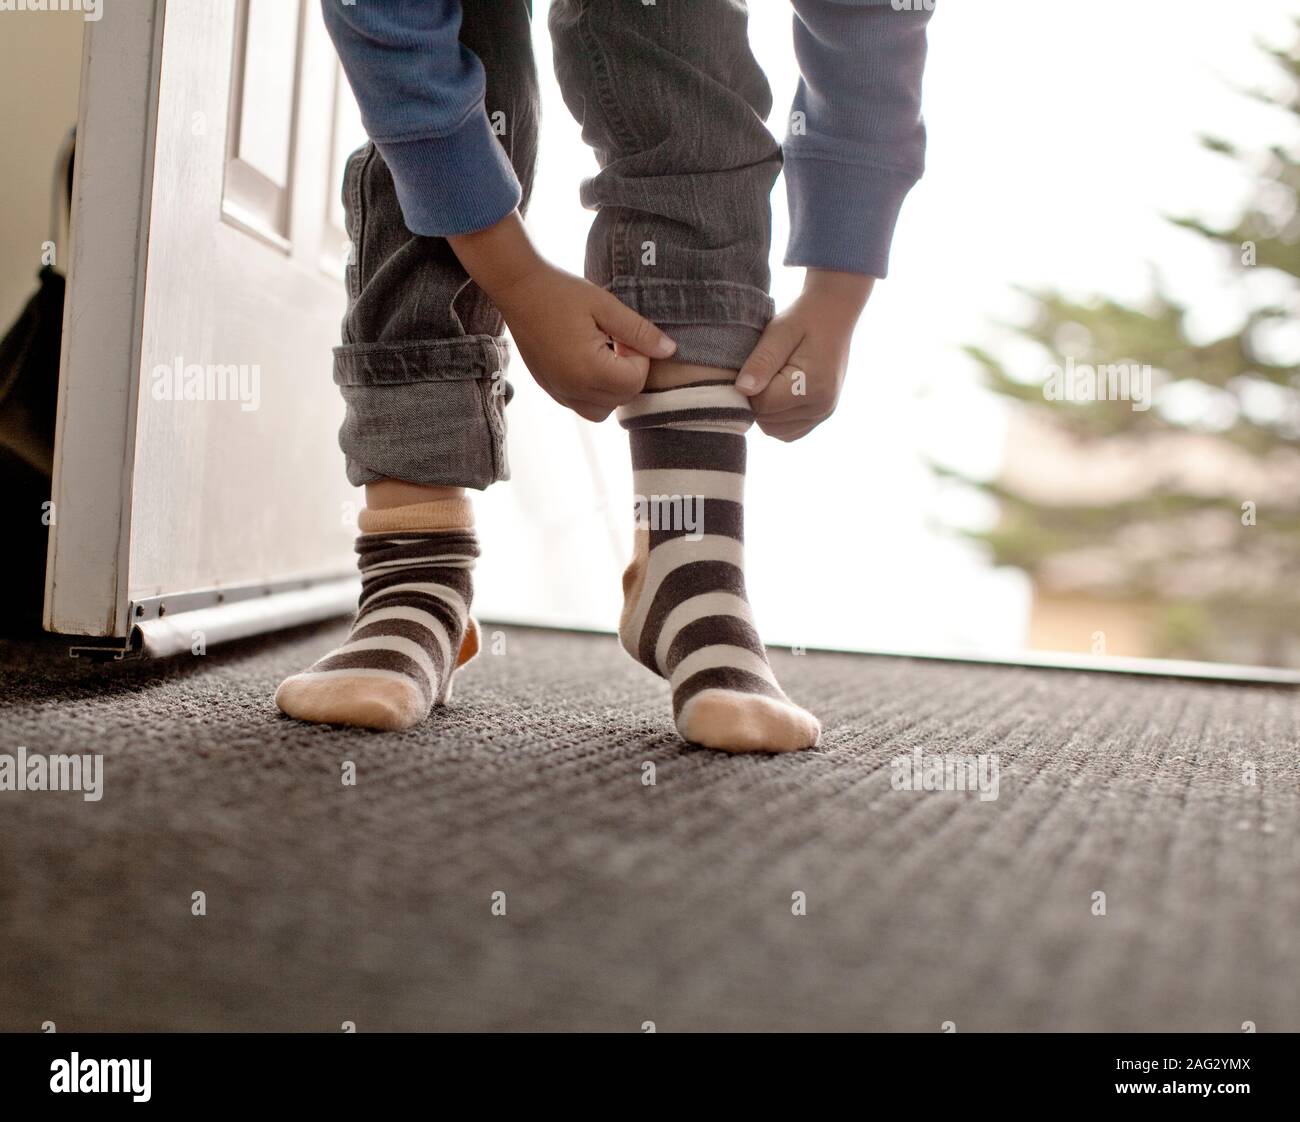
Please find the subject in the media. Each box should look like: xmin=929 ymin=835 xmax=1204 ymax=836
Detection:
xmin=439 ymin=617 xmax=481 ymax=705
xmin=617 ymin=544 xmax=649 ymax=665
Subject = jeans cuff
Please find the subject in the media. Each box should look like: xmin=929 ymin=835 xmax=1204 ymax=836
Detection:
xmin=332 ymin=336 xmax=512 ymax=490
xmin=607 ymin=277 xmax=774 ymax=370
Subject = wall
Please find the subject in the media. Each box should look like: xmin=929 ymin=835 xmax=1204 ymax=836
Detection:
xmin=0 ymin=11 xmax=84 ymax=329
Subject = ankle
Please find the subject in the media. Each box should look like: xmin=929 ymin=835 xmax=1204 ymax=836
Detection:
xmin=645 ymin=360 xmax=737 ymax=392
xmin=365 ymin=479 xmax=466 ymax=510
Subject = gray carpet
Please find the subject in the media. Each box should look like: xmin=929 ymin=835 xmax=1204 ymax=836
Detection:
xmin=1 ymin=621 xmax=1298 ymax=1032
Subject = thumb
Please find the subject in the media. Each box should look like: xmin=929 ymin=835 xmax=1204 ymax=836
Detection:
xmin=594 ymin=294 xmax=677 ymax=359
xmin=736 ymin=316 xmax=802 ymax=396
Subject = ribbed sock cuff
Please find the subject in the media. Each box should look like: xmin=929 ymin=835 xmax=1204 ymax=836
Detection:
xmin=616 ymin=382 xmax=755 ymax=434
xmin=358 ymin=499 xmax=474 ymax=533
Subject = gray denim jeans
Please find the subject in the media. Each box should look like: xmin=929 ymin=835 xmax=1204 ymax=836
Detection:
xmin=336 ymin=0 xmax=781 ymax=489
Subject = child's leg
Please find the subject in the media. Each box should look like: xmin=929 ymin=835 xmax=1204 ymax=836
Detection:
xmin=276 ymin=2 xmax=539 ymax=730
xmin=549 ymin=1 xmax=819 ymax=751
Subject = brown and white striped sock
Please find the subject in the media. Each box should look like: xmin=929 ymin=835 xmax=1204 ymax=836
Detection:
xmin=275 ymin=499 xmax=480 ymax=731
xmin=617 ymin=381 xmax=821 ymax=752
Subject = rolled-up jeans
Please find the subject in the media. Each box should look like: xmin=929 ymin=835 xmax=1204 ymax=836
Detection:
xmin=335 ymin=0 xmax=781 ymax=490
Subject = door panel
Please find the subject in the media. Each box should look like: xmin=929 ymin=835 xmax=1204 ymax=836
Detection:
xmin=47 ymin=0 xmax=365 ymax=640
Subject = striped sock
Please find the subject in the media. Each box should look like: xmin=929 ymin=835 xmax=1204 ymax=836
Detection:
xmin=617 ymin=381 xmax=821 ymax=752
xmin=275 ymin=500 xmax=480 ymax=731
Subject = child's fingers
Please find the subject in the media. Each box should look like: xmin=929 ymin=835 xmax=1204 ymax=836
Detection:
xmin=593 ymin=342 xmax=651 ymax=398
xmin=595 ymin=295 xmax=677 ymax=359
xmin=753 ymin=402 xmax=812 ymax=425
xmin=749 ymin=363 xmax=811 ymax=416
xmin=735 ymin=318 xmax=804 ymax=395
xmin=759 ymin=416 xmax=819 ymax=442
xmin=548 ymin=387 xmax=611 ymax=423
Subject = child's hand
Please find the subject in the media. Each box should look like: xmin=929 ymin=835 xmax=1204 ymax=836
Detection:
xmin=493 ymin=261 xmax=676 ymax=421
xmin=734 ymin=270 xmax=874 ymax=441
xmin=450 ymin=212 xmax=675 ymax=422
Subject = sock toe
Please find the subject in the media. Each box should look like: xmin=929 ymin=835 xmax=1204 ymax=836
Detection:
xmin=275 ymin=674 xmax=427 ymax=731
xmin=677 ymin=689 xmax=821 ymax=753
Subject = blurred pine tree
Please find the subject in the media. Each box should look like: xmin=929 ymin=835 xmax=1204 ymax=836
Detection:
xmin=944 ymin=21 xmax=1300 ymax=667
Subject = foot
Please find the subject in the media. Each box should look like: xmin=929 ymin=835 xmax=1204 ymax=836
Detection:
xmin=275 ymin=501 xmax=479 ymax=731
xmin=617 ymin=379 xmax=821 ymax=753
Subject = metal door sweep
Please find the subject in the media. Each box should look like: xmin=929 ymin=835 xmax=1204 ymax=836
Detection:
xmin=68 ymin=574 xmax=359 ymax=660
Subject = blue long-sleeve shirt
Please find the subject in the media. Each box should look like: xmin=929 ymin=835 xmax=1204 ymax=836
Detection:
xmin=322 ymin=0 xmax=930 ymax=278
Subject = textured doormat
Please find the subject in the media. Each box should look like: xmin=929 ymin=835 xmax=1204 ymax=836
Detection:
xmin=1 ymin=623 xmax=1297 ymax=1031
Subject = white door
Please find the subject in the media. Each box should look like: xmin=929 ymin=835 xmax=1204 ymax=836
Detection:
xmin=47 ymin=0 xmax=367 ymax=652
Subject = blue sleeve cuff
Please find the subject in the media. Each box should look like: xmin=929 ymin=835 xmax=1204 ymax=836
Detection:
xmin=783 ymin=154 xmax=916 ymax=278
xmin=375 ymin=109 xmax=522 ymax=238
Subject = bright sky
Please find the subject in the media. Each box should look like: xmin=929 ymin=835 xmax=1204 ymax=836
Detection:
xmin=474 ymin=0 xmax=1298 ymax=657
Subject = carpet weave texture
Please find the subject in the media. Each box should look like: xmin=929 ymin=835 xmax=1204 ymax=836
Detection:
xmin=1 ymin=623 xmax=1297 ymax=1032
